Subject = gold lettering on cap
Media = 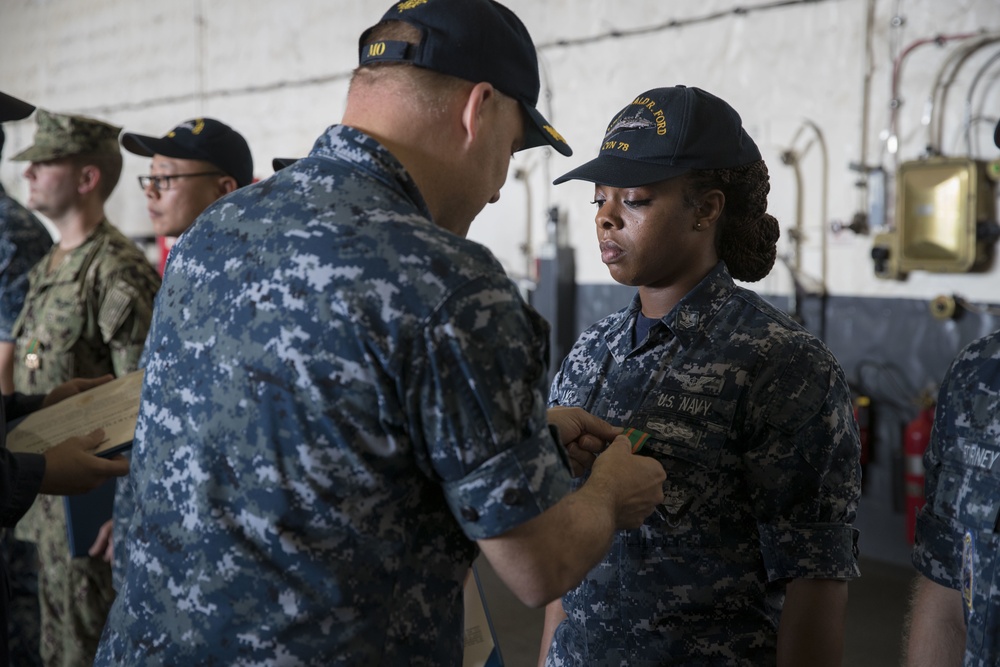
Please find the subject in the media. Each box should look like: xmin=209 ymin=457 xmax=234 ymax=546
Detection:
xmin=396 ymin=0 xmax=428 ymax=11
xmin=368 ymin=42 xmax=387 ymax=58
xmin=192 ymin=119 xmax=205 ymax=135
xmin=652 ymin=109 xmax=666 ymax=136
xmin=632 ymin=96 xmax=657 ymax=110
xmin=602 ymin=140 xmax=630 ymax=152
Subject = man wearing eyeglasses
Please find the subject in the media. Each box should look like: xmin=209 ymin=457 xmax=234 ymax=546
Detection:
xmin=8 ymin=108 xmax=160 ymax=667
xmin=82 ymin=119 xmax=253 ymax=568
xmin=122 ymin=118 xmax=253 ymax=242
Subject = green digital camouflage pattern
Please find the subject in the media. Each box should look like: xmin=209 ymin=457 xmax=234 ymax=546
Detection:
xmin=99 ymin=124 xmax=573 ymax=666
xmin=912 ymin=330 xmax=1000 ymax=666
xmin=545 ymin=263 xmax=861 ymax=667
xmin=10 ymin=109 xmax=121 ymax=162
xmin=12 ymin=219 xmax=159 ymax=667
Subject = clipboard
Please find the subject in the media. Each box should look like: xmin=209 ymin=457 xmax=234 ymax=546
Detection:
xmin=5 ymin=370 xmax=143 ymax=458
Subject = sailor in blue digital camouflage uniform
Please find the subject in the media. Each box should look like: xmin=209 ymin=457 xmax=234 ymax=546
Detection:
xmin=904 ymin=120 xmax=1000 ymax=667
xmin=539 ymin=86 xmax=862 ymax=667
xmin=0 ymin=91 xmax=53 ymax=667
xmin=0 ymin=124 xmax=53 ymax=395
xmin=98 ymin=2 xmax=666 ymax=666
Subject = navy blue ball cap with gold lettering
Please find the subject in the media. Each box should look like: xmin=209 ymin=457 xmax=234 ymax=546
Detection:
xmin=0 ymin=91 xmax=36 ymax=122
xmin=122 ymin=118 xmax=254 ymax=188
xmin=360 ymin=0 xmax=571 ymax=157
xmin=554 ymin=85 xmax=760 ymax=187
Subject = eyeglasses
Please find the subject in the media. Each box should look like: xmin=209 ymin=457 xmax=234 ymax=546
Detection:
xmin=138 ymin=171 xmax=224 ymax=191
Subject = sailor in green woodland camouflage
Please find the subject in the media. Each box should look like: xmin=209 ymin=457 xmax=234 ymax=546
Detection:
xmin=541 ymin=86 xmax=862 ymax=667
xmin=9 ymin=108 xmax=160 ymax=667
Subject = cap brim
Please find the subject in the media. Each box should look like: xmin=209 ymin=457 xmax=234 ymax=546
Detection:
xmin=553 ymin=154 xmax=690 ymax=187
xmin=521 ymin=104 xmax=572 ymax=157
xmin=9 ymin=144 xmax=68 ymax=163
xmin=272 ymin=157 xmax=299 ymax=172
xmin=0 ymin=92 xmax=35 ymax=122
xmin=123 ymin=132 xmax=213 ymax=162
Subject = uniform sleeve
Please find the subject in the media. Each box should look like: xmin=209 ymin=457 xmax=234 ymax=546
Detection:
xmin=407 ymin=275 xmax=573 ymax=541
xmin=911 ymin=409 xmax=962 ymax=588
xmin=744 ymin=340 xmax=862 ymax=582
xmin=911 ymin=348 xmax=974 ymax=589
xmin=0 ymin=235 xmax=24 ymax=342
xmin=99 ymin=269 xmax=160 ymax=376
xmin=0 ymin=450 xmax=45 ymax=527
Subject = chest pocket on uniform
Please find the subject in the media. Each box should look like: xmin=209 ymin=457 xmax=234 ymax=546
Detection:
xmin=14 ymin=281 xmax=88 ymax=388
xmin=628 ymin=379 xmax=735 ymax=550
xmin=934 ymin=460 xmax=1000 ymax=534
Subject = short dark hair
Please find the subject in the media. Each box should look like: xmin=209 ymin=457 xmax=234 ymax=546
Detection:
xmin=70 ymin=151 xmax=123 ymax=201
xmin=351 ymin=21 xmax=474 ymax=115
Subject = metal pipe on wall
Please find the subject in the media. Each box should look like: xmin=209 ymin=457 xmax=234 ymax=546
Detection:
xmin=925 ymin=32 xmax=1000 ymax=155
xmin=962 ymin=47 xmax=1000 ymax=156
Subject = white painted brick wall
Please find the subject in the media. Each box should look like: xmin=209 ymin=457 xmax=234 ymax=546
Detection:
xmin=2 ymin=0 xmax=999 ymax=301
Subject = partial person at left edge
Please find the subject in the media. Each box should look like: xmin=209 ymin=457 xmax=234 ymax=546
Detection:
xmin=0 ymin=101 xmax=53 ymax=395
xmin=0 ymin=89 xmax=130 ymax=667
xmin=0 ymin=88 xmax=52 ymax=667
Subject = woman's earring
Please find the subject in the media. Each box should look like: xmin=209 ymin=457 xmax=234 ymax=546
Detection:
xmin=694 ymin=222 xmax=703 ymax=231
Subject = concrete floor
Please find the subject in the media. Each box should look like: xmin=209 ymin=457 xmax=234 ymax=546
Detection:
xmin=475 ymin=555 xmax=915 ymax=666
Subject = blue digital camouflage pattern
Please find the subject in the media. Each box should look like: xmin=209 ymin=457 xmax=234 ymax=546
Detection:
xmin=99 ymin=124 xmax=574 ymax=666
xmin=912 ymin=329 xmax=1000 ymax=667
xmin=545 ymin=263 xmax=861 ymax=667
xmin=0 ymin=184 xmax=52 ymax=341
xmin=0 ymin=185 xmax=49 ymax=667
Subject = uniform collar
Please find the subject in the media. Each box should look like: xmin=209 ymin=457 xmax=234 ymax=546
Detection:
xmin=42 ymin=219 xmax=112 ymax=281
xmin=306 ymin=124 xmax=432 ymax=221
xmin=605 ymin=262 xmax=737 ymax=355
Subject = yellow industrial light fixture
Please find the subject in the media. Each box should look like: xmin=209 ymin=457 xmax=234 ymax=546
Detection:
xmin=872 ymin=157 xmax=1000 ymax=280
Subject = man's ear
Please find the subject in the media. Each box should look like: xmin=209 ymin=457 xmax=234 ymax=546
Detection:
xmin=217 ymin=176 xmax=239 ymax=196
xmin=77 ymin=164 xmax=102 ymax=196
xmin=459 ymin=81 xmax=496 ymax=148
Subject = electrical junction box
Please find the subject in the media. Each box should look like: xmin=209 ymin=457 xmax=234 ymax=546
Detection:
xmin=872 ymin=157 xmax=999 ymax=280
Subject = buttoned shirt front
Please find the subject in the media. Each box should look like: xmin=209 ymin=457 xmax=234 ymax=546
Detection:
xmin=547 ymin=263 xmax=861 ymax=667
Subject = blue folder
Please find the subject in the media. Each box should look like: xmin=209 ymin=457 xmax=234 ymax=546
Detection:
xmin=63 ymin=478 xmax=115 ymax=558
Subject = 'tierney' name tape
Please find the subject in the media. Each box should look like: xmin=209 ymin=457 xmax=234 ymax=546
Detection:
xmin=623 ymin=428 xmax=650 ymax=454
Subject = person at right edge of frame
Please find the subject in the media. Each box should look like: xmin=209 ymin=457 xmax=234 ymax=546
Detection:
xmin=539 ymin=85 xmax=863 ymax=667
xmin=904 ymin=119 xmax=1000 ymax=667
xmin=97 ymin=1 xmax=666 ymax=666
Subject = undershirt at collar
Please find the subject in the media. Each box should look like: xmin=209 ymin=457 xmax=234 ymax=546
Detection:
xmin=633 ymin=311 xmax=660 ymax=349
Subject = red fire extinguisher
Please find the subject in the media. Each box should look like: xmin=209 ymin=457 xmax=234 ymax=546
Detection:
xmin=904 ymin=404 xmax=935 ymax=544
